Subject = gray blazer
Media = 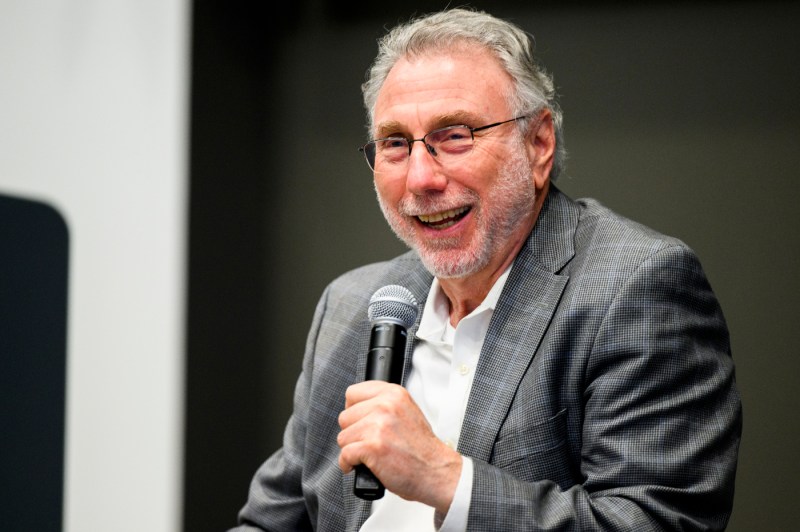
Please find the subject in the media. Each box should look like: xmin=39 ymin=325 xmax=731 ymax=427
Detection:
xmin=233 ymin=187 xmax=742 ymax=531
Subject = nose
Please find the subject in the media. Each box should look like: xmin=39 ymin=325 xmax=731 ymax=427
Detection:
xmin=405 ymin=140 xmax=447 ymax=195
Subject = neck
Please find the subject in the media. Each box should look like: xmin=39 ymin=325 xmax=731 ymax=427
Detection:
xmin=438 ymin=263 xmax=512 ymax=326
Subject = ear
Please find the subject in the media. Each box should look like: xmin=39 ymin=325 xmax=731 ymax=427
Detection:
xmin=523 ymin=109 xmax=556 ymax=190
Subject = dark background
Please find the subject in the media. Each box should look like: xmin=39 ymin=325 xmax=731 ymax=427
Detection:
xmin=184 ymin=1 xmax=800 ymax=531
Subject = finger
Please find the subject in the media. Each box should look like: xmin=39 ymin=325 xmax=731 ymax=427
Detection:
xmin=343 ymin=380 xmax=392 ymax=408
xmin=338 ymin=398 xmax=393 ymax=447
xmin=340 ymin=381 xmax=404 ymax=430
xmin=337 ymin=436 xmax=375 ymax=475
xmin=338 ymin=397 xmax=375 ymax=430
xmin=338 ymin=445 xmax=354 ymax=474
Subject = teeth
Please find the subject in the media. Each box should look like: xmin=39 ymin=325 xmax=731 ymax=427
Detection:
xmin=418 ymin=206 xmax=469 ymax=224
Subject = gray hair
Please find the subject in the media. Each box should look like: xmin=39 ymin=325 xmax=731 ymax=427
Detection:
xmin=361 ymin=7 xmax=566 ymax=180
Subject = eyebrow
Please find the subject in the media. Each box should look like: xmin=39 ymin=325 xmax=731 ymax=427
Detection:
xmin=374 ymin=111 xmax=484 ymax=139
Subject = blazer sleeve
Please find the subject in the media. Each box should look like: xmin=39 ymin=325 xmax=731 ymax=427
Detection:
xmin=229 ymin=286 xmax=333 ymax=532
xmin=467 ymin=244 xmax=742 ymax=531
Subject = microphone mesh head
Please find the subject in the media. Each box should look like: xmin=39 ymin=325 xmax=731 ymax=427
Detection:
xmin=368 ymin=285 xmax=418 ymax=328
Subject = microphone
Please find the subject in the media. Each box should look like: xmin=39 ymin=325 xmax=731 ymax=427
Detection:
xmin=353 ymin=285 xmax=419 ymax=501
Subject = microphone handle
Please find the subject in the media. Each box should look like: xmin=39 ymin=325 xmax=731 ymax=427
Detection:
xmin=354 ymin=464 xmax=385 ymax=501
xmin=353 ymin=323 xmax=407 ymax=501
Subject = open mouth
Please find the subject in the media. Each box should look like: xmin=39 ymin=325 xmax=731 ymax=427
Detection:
xmin=417 ymin=206 xmax=470 ymax=229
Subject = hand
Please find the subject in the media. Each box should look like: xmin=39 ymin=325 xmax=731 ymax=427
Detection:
xmin=337 ymin=380 xmax=462 ymax=514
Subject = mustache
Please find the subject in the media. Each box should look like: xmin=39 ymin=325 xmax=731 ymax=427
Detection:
xmin=397 ymin=189 xmax=480 ymax=217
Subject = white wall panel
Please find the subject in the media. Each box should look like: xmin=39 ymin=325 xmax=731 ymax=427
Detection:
xmin=0 ymin=1 xmax=190 ymax=531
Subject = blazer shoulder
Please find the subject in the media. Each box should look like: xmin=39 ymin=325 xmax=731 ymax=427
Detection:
xmin=567 ymin=197 xmax=711 ymax=286
xmin=576 ymin=198 xmax=692 ymax=254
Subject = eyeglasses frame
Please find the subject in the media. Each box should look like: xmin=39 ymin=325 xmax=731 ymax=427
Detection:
xmin=358 ymin=115 xmax=530 ymax=171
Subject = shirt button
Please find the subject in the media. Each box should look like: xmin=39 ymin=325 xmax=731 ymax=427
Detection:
xmin=458 ymin=364 xmax=470 ymax=376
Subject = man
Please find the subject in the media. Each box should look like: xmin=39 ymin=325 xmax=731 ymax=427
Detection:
xmin=232 ymin=8 xmax=741 ymax=531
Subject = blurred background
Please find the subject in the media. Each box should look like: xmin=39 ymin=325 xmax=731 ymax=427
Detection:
xmin=1 ymin=1 xmax=798 ymax=531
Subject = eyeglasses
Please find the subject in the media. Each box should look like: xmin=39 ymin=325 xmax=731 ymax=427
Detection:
xmin=359 ymin=116 xmax=528 ymax=172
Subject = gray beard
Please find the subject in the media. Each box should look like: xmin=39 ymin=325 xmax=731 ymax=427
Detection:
xmin=376 ymin=147 xmax=536 ymax=279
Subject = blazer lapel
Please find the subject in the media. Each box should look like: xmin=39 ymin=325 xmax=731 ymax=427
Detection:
xmin=457 ymin=187 xmax=578 ymax=462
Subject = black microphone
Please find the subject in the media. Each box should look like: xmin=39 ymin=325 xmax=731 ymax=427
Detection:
xmin=353 ymin=285 xmax=419 ymax=501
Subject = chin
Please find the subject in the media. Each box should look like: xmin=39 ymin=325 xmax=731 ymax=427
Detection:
xmin=417 ymin=247 xmax=490 ymax=279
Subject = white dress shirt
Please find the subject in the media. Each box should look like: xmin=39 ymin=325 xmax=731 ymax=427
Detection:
xmin=361 ymin=267 xmax=511 ymax=531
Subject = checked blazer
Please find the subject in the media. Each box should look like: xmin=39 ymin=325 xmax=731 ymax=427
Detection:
xmin=232 ymin=186 xmax=742 ymax=531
